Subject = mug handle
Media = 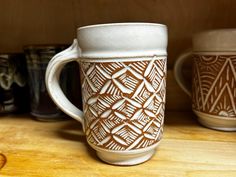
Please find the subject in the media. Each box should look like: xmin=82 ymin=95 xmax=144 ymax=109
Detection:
xmin=45 ymin=39 xmax=85 ymax=131
xmin=173 ymin=50 xmax=192 ymax=97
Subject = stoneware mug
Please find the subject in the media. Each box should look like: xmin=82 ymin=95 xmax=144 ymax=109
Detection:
xmin=174 ymin=29 xmax=236 ymax=131
xmin=45 ymin=23 xmax=168 ymax=165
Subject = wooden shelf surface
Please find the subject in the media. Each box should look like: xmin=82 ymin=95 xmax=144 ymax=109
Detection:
xmin=0 ymin=112 xmax=235 ymax=177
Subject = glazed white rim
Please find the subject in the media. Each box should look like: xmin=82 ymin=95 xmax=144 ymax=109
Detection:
xmin=77 ymin=55 xmax=167 ymax=62
xmin=78 ymin=22 xmax=167 ymax=30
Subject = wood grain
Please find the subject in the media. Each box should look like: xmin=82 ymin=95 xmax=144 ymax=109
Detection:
xmin=0 ymin=0 xmax=234 ymax=111
xmin=166 ymin=70 xmax=191 ymax=111
xmin=0 ymin=0 xmax=236 ymax=68
xmin=0 ymin=112 xmax=235 ymax=177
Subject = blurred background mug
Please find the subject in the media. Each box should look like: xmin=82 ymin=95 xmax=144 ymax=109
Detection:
xmin=45 ymin=23 xmax=168 ymax=165
xmin=174 ymin=29 xmax=236 ymax=131
xmin=0 ymin=53 xmax=29 ymax=114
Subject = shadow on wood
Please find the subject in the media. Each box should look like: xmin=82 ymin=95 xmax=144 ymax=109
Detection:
xmin=55 ymin=121 xmax=99 ymax=161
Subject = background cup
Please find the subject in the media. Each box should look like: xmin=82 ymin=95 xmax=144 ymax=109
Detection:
xmin=24 ymin=45 xmax=82 ymax=121
xmin=45 ymin=23 xmax=168 ymax=165
xmin=174 ymin=29 xmax=236 ymax=131
xmin=0 ymin=53 xmax=29 ymax=113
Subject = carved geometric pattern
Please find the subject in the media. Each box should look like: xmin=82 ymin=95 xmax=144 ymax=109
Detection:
xmin=80 ymin=57 xmax=166 ymax=151
xmin=192 ymin=55 xmax=236 ymax=118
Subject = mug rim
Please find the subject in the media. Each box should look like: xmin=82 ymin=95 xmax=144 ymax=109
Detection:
xmin=76 ymin=22 xmax=168 ymax=58
xmin=78 ymin=22 xmax=167 ymax=31
xmin=193 ymin=28 xmax=236 ymax=52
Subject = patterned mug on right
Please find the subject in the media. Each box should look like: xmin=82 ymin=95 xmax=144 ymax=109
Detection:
xmin=174 ymin=29 xmax=236 ymax=131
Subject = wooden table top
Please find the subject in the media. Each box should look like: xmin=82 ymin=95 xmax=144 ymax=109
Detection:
xmin=0 ymin=111 xmax=235 ymax=177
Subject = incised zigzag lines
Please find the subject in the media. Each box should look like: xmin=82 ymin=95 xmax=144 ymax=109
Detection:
xmin=192 ymin=55 xmax=236 ymax=118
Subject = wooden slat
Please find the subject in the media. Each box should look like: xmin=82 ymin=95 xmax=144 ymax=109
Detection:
xmin=0 ymin=112 xmax=235 ymax=177
xmin=0 ymin=0 xmax=234 ymax=111
xmin=0 ymin=0 xmax=236 ymax=68
xmin=166 ymin=70 xmax=191 ymax=111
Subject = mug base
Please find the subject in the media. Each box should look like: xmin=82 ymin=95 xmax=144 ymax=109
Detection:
xmin=89 ymin=142 xmax=159 ymax=166
xmin=193 ymin=110 xmax=236 ymax=131
xmin=96 ymin=149 xmax=155 ymax=166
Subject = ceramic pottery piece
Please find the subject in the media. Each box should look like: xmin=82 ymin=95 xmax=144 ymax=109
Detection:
xmin=45 ymin=23 xmax=168 ymax=165
xmin=0 ymin=53 xmax=29 ymax=113
xmin=174 ymin=29 xmax=236 ymax=131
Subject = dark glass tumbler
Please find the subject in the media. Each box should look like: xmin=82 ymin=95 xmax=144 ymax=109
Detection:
xmin=24 ymin=45 xmax=77 ymax=121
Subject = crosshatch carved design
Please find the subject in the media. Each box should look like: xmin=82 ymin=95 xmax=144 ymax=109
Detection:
xmin=80 ymin=58 xmax=166 ymax=151
xmin=192 ymin=55 xmax=236 ymax=118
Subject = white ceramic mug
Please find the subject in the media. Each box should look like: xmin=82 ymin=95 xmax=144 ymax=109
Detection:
xmin=45 ymin=23 xmax=168 ymax=165
xmin=174 ymin=29 xmax=236 ymax=131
